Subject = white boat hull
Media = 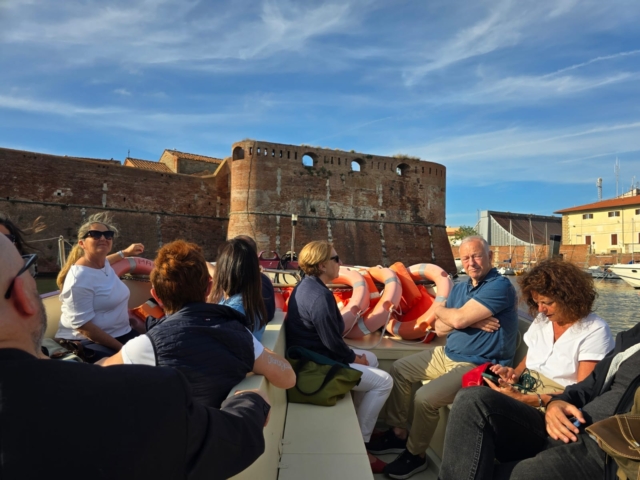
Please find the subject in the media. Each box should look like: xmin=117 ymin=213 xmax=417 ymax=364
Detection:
xmin=606 ymin=264 xmax=640 ymax=288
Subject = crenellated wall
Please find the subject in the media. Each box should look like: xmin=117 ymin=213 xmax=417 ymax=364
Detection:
xmin=1 ymin=141 xmax=454 ymax=273
xmin=0 ymin=148 xmax=230 ymax=271
xmin=227 ymin=140 xmax=454 ymax=271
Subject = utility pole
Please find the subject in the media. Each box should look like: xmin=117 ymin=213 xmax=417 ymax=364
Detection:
xmin=615 ymin=158 xmax=620 ymax=197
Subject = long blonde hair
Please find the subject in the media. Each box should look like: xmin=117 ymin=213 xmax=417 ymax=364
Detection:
xmin=56 ymin=213 xmax=119 ymax=289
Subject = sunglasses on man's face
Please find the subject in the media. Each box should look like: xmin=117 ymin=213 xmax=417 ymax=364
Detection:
xmin=330 ymin=255 xmax=340 ymax=264
xmin=4 ymin=254 xmax=38 ymax=299
xmin=83 ymin=230 xmax=115 ymax=240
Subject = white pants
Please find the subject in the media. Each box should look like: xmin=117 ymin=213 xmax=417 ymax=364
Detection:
xmin=349 ymin=348 xmax=393 ymax=442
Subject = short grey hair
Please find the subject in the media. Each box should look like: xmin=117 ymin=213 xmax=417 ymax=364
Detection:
xmin=460 ymin=235 xmax=490 ymax=254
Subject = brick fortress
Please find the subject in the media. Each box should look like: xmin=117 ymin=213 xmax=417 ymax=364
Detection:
xmin=0 ymin=141 xmax=455 ymax=274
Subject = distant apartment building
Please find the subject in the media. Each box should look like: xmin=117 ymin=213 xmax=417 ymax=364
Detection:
xmin=555 ymin=191 xmax=640 ymax=254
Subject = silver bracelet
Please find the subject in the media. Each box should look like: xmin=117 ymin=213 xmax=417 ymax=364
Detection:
xmin=117 ymin=250 xmax=125 ymax=259
xmin=435 ymin=296 xmax=447 ymax=303
xmin=536 ymin=393 xmax=543 ymax=408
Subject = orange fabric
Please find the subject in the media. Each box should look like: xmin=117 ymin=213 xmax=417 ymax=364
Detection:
xmin=131 ymin=300 xmax=165 ymax=321
xmin=399 ymin=286 xmax=434 ymax=322
xmin=333 ymin=290 xmax=353 ymax=309
xmin=281 ymin=287 xmax=293 ymax=313
xmin=390 ymin=262 xmax=421 ymax=311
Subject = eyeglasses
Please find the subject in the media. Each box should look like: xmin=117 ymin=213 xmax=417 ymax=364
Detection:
xmin=330 ymin=255 xmax=340 ymax=264
xmin=4 ymin=233 xmax=16 ymax=244
xmin=83 ymin=230 xmax=115 ymax=240
xmin=4 ymin=254 xmax=38 ymax=299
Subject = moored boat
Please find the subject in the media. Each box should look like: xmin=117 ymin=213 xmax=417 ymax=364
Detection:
xmin=606 ymin=263 xmax=640 ymax=288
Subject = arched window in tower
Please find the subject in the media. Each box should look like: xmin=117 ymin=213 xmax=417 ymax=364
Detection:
xmin=302 ymin=154 xmax=315 ymax=167
xmin=351 ymin=159 xmax=364 ymax=172
xmin=232 ymin=146 xmax=244 ymax=160
xmin=396 ymin=163 xmax=410 ymax=176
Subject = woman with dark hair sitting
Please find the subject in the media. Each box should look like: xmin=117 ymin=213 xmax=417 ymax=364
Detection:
xmin=483 ymin=257 xmax=613 ymax=408
xmin=99 ymin=240 xmax=295 ymax=408
xmin=209 ymin=238 xmax=268 ymax=341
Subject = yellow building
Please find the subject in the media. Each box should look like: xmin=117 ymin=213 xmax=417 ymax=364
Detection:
xmin=555 ymin=193 xmax=640 ymax=254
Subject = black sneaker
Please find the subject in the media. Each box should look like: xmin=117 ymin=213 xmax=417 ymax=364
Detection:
xmin=365 ymin=429 xmax=407 ymax=455
xmin=384 ymin=449 xmax=428 ymax=479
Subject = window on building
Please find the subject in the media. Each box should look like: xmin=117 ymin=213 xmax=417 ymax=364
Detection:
xmin=302 ymin=154 xmax=314 ymax=167
xmin=585 ymin=235 xmax=591 ymax=245
xmin=608 ymin=211 xmax=621 ymax=217
xmin=582 ymin=213 xmax=593 ymax=219
xmin=611 ymin=233 xmax=618 ymax=245
xmin=636 ymin=209 xmax=640 ymax=215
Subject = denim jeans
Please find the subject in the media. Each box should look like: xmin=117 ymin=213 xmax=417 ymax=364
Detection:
xmin=438 ymin=387 xmax=605 ymax=480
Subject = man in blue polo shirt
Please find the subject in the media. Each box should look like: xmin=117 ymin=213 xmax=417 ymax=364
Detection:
xmin=368 ymin=236 xmax=518 ymax=479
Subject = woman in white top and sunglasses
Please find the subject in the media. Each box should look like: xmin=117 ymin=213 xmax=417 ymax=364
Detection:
xmin=55 ymin=213 xmax=144 ymax=362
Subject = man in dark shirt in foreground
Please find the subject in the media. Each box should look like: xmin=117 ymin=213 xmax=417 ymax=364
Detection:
xmin=0 ymin=234 xmax=270 ymax=480
xmin=438 ymin=321 xmax=640 ymax=480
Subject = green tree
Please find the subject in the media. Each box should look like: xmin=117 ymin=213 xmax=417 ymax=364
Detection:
xmin=453 ymin=225 xmax=477 ymax=241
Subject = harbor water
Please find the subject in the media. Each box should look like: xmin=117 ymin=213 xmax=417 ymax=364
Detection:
xmin=458 ymin=274 xmax=640 ymax=337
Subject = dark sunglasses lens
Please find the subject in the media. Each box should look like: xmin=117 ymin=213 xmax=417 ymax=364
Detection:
xmin=5 ymin=234 xmax=16 ymax=244
xmin=86 ymin=230 xmax=114 ymax=240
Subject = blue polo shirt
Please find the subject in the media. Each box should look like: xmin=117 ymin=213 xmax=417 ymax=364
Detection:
xmin=444 ymin=268 xmax=518 ymax=366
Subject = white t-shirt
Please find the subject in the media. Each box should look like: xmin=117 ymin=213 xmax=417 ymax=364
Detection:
xmin=523 ymin=312 xmax=614 ymax=387
xmin=56 ymin=262 xmax=131 ymax=340
xmin=120 ymin=328 xmax=265 ymax=366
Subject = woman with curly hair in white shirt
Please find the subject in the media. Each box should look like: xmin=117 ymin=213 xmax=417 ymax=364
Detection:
xmin=485 ymin=257 xmax=614 ymax=408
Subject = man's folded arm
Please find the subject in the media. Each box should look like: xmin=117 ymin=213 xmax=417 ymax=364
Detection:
xmin=434 ymin=299 xmax=493 ymax=330
xmin=187 ymin=391 xmax=270 ymax=480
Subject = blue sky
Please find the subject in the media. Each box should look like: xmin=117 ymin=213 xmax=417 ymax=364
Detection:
xmin=1 ymin=0 xmax=640 ymax=227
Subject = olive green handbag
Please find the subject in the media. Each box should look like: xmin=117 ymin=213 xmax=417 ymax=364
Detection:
xmin=286 ymin=346 xmax=363 ymax=407
xmin=587 ymin=387 xmax=640 ymax=480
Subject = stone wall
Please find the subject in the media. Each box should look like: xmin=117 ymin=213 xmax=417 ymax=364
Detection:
xmin=0 ymin=148 xmax=229 ymax=271
xmin=227 ymin=140 xmax=454 ymax=272
xmin=1 ymin=142 xmax=455 ymax=274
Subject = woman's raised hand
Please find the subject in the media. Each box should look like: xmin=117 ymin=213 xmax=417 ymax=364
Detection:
xmin=123 ymin=243 xmax=145 ymax=257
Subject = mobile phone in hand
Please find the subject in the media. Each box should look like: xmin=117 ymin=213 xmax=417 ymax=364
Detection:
xmin=481 ymin=372 xmax=500 ymax=384
xmin=567 ymin=409 xmax=582 ymax=428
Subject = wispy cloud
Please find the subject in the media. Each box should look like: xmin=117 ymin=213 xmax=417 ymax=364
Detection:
xmin=2 ymin=0 xmax=365 ymax=71
xmin=113 ymin=88 xmax=131 ymax=96
xmin=407 ymin=121 xmax=640 ymax=185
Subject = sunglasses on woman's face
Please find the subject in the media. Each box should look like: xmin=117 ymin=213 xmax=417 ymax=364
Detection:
xmin=330 ymin=255 xmax=340 ymax=264
xmin=83 ymin=230 xmax=115 ymax=240
xmin=4 ymin=233 xmax=16 ymax=244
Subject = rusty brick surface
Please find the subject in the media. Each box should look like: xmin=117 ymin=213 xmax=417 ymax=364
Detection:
xmin=227 ymin=140 xmax=454 ymax=272
xmin=1 ymin=142 xmax=455 ymax=274
xmin=0 ymin=148 xmax=228 ymax=271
